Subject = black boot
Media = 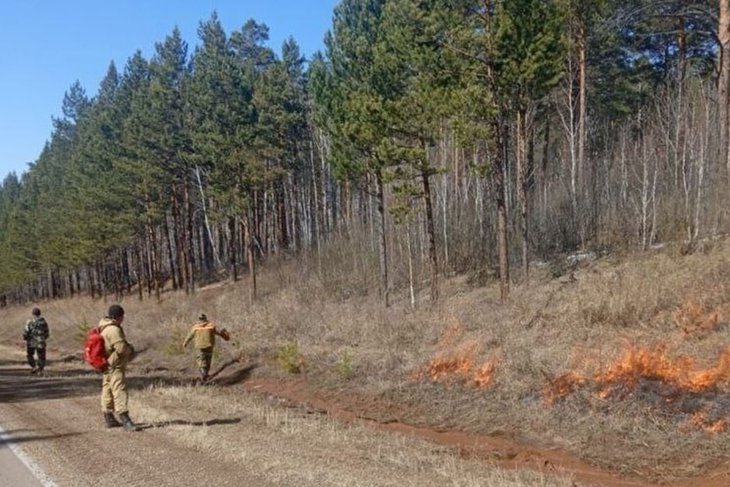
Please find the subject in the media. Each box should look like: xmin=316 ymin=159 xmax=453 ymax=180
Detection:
xmin=104 ymin=412 xmax=122 ymax=428
xmin=119 ymin=412 xmax=139 ymax=431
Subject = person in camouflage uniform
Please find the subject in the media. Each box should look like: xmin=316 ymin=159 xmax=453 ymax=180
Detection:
xmin=22 ymin=307 xmax=49 ymax=375
xmin=182 ymin=313 xmax=230 ymax=382
xmin=99 ymin=304 xmax=139 ymax=431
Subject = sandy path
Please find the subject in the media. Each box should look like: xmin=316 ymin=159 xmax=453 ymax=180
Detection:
xmin=0 ymin=349 xmax=270 ymax=487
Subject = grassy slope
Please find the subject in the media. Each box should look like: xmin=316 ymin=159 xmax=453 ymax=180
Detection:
xmin=1 ymin=239 xmax=729 ymax=482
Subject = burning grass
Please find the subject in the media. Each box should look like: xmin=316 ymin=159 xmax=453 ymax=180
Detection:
xmin=544 ymin=344 xmax=730 ymax=433
xmin=689 ymin=412 xmax=728 ymax=433
xmin=413 ymin=323 xmax=499 ymax=390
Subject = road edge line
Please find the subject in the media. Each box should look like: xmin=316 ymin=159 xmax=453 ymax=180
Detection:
xmin=0 ymin=424 xmax=58 ymax=487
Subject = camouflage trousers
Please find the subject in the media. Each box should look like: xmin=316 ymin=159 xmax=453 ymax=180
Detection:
xmin=101 ymin=367 xmax=129 ymax=414
xmin=26 ymin=343 xmax=46 ymax=370
xmin=196 ymin=347 xmax=213 ymax=373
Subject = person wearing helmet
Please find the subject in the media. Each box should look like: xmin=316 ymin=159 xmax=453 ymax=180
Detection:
xmin=182 ymin=313 xmax=230 ymax=382
xmin=22 ymin=307 xmax=49 ymax=375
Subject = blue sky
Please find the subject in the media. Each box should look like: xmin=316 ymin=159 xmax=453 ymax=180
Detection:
xmin=0 ymin=0 xmax=338 ymax=182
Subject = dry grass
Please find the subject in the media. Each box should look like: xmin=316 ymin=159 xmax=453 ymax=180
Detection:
xmin=132 ymin=384 xmax=574 ymax=487
xmin=2 ymin=238 xmax=730 ymax=481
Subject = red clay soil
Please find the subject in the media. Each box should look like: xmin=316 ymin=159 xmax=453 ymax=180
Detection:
xmin=240 ymin=377 xmax=730 ymax=487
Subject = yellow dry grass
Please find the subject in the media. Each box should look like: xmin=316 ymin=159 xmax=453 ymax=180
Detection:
xmin=132 ymin=384 xmax=574 ymax=487
xmin=2 ymin=238 xmax=730 ymax=481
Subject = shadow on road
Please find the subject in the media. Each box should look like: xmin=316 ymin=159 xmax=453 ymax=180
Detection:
xmin=0 ymin=432 xmax=83 ymax=445
xmin=0 ymin=367 xmax=99 ymax=403
xmin=0 ymin=358 xmax=28 ymax=367
xmin=139 ymin=417 xmax=242 ymax=430
xmin=0 ymin=358 xmax=258 ymax=404
xmin=0 ymin=367 xmax=214 ymax=404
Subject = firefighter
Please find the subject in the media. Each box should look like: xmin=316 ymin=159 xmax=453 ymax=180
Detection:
xmin=182 ymin=313 xmax=230 ymax=382
xmin=99 ymin=304 xmax=139 ymax=431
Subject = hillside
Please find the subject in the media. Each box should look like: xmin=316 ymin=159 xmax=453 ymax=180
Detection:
xmin=1 ymin=239 xmax=729 ymax=486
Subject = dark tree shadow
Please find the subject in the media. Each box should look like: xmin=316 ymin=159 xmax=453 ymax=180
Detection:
xmin=0 ymin=432 xmax=83 ymax=445
xmin=0 ymin=360 xmax=259 ymax=405
xmin=0 ymin=368 xmax=99 ymax=403
xmin=138 ymin=417 xmax=242 ymax=430
xmin=0 ymin=358 xmax=29 ymax=367
xmin=0 ymin=428 xmax=37 ymax=435
xmin=0 ymin=367 xmax=201 ymax=404
xmin=210 ymin=363 xmax=259 ymax=386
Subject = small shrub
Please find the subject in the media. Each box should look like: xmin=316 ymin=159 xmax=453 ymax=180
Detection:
xmin=335 ymin=351 xmax=354 ymax=380
xmin=276 ymin=341 xmax=303 ymax=374
xmin=74 ymin=319 xmax=91 ymax=344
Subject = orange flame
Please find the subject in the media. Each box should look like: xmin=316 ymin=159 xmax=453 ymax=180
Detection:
xmin=470 ymin=359 xmax=498 ymax=388
xmin=691 ymin=412 xmax=728 ymax=434
xmin=595 ymin=345 xmax=730 ymax=397
xmin=543 ymin=345 xmax=730 ymax=433
xmin=543 ymin=371 xmax=587 ymax=405
xmin=416 ymin=337 xmax=498 ymax=390
xmin=543 ymin=345 xmax=730 ymax=400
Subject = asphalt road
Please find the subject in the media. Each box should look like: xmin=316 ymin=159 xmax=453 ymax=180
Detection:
xmin=0 ymin=430 xmax=46 ymax=487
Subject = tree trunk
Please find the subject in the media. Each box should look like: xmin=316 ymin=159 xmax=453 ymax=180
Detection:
xmin=229 ymin=216 xmax=238 ymax=282
xmin=420 ymin=151 xmax=439 ymax=303
xmin=407 ymin=225 xmax=416 ymax=309
xmin=184 ymin=180 xmax=196 ymax=293
xmin=122 ymin=248 xmax=132 ymax=295
xmin=516 ymin=108 xmax=530 ymax=278
xmin=144 ymin=196 xmax=160 ymax=301
xmin=276 ymin=178 xmax=289 ymax=251
xmin=164 ymin=209 xmax=178 ymax=291
xmin=290 ymin=174 xmax=302 ymax=251
xmin=135 ymin=243 xmax=144 ymax=301
xmin=174 ymin=184 xmax=187 ymax=290
xmin=375 ymin=172 xmax=390 ymax=308
xmin=494 ymin=116 xmax=510 ymax=301
xmin=244 ymin=209 xmax=257 ymax=303
xmin=676 ymin=14 xmax=686 ymax=83
xmin=194 ymin=166 xmax=220 ymax=272
xmin=87 ymin=264 xmax=96 ymax=299
xmin=541 ymin=109 xmax=550 ymax=221
xmin=309 ymin=138 xmax=321 ymax=254
xmin=577 ymin=23 xmax=587 ymax=195
xmin=719 ymin=0 xmax=730 ymax=174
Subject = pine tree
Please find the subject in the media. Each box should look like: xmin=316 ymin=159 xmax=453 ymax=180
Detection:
xmin=493 ymin=0 xmax=564 ymax=278
xmin=313 ymin=0 xmax=395 ymax=306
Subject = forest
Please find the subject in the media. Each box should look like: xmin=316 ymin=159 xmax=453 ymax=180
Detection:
xmin=0 ymin=0 xmax=725 ymax=306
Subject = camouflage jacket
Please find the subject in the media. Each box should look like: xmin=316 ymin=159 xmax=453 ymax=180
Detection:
xmin=23 ymin=317 xmax=49 ymax=348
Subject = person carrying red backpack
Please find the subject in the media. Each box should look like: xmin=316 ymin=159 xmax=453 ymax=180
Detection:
xmin=98 ymin=304 xmax=139 ymax=431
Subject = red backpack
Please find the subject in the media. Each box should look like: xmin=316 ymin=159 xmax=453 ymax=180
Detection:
xmin=83 ymin=327 xmax=108 ymax=372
